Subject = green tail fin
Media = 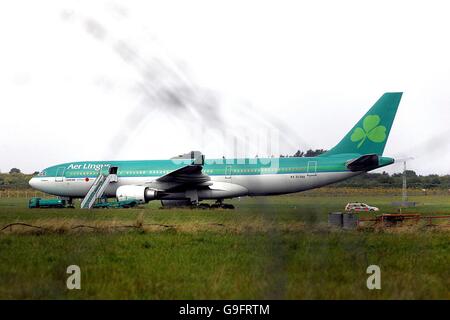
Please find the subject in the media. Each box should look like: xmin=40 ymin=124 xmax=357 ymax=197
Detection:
xmin=322 ymin=92 xmax=403 ymax=156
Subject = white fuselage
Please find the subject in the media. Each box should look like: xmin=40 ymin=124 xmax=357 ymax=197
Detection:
xmin=29 ymin=171 xmax=361 ymax=200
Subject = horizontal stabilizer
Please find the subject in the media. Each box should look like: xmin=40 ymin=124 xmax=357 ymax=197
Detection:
xmin=346 ymin=154 xmax=379 ymax=172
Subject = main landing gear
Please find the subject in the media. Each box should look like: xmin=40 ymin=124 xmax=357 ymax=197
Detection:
xmin=161 ymin=200 xmax=235 ymax=210
xmin=200 ymin=200 xmax=235 ymax=210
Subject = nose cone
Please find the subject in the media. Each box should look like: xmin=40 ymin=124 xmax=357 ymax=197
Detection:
xmin=29 ymin=177 xmax=38 ymax=189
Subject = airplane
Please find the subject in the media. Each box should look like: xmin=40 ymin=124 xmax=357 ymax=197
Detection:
xmin=29 ymin=92 xmax=403 ymax=209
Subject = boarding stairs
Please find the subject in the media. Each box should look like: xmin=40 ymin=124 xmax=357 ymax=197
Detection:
xmin=80 ymin=167 xmax=118 ymax=209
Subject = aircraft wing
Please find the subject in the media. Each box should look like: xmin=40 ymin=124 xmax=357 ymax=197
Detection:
xmin=157 ymin=165 xmax=210 ymax=184
xmin=146 ymin=164 xmax=212 ymax=191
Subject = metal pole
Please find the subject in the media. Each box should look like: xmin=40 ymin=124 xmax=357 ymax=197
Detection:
xmin=402 ymin=161 xmax=407 ymax=203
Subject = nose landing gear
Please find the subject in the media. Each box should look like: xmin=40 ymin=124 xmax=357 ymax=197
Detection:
xmin=60 ymin=197 xmax=75 ymax=209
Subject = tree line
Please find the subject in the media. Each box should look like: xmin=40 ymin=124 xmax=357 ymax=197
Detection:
xmin=0 ymin=172 xmax=34 ymax=190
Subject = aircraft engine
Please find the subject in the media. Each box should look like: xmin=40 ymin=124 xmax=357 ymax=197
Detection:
xmin=116 ymin=185 xmax=158 ymax=203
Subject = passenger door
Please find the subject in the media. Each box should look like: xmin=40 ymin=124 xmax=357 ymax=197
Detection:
xmin=225 ymin=166 xmax=232 ymax=179
xmin=55 ymin=167 xmax=65 ymax=182
xmin=307 ymin=161 xmax=317 ymax=176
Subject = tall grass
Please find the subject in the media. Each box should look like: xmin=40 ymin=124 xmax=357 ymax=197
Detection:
xmin=0 ymin=194 xmax=448 ymax=299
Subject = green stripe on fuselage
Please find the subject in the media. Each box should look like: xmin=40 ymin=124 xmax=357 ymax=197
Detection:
xmin=39 ymin=155 xmax=394 ymax=179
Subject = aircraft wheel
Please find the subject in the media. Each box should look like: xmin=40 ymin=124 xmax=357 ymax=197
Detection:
xmin=198 ymin=203 xmax=211 ymax=209
xmin=221 ymin=204 xmax=235 ymax=210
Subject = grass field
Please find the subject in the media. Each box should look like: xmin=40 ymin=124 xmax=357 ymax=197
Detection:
xmin=0 ymin=191 xmax=448 ymax=299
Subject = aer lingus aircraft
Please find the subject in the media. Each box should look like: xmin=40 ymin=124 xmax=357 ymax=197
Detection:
xmin=29 ymin=93 xmax=403 ymax=209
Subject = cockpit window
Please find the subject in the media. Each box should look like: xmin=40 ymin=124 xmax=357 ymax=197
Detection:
xmin=38 ymin=171 xmax=47 ymax=177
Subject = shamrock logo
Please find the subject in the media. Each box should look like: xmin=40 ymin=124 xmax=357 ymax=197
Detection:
xmin=351 ymin=115 xmax=386 ymax=148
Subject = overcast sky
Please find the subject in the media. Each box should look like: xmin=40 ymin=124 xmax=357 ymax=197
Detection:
xmin=1 ymin=0 xmax=450 ymax=175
